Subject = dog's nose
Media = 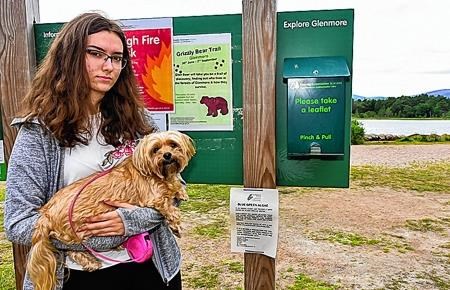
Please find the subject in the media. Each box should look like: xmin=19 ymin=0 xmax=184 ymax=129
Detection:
xmin=163 ymin=152 xmax=172 ymax=160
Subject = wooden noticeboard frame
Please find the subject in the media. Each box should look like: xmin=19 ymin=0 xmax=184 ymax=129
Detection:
xmin=0 ymin=1 xmax=39 ymax=289
xmin=1 ymin=0 xmax=277 ymax=289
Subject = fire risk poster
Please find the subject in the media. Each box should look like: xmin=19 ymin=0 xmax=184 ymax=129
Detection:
xmin=121 ymin=18 xmax=174 ymax=113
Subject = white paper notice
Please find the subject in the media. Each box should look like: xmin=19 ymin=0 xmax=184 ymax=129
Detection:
xmin=150 ymin=113 xmax=168 ymax=131
xmin=0 ymin=140 xmax=4 ymax=163
xmin=230 ymin=188 xmax=279 ymax=258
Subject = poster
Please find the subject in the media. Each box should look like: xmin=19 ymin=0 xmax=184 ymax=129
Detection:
xmin=121 ymin=18 xmax=174 ymax=113
xmin=230 ymin=188 xmax=279 ymax=258
xmin=169 ymin=33 xmax=233 ymax=131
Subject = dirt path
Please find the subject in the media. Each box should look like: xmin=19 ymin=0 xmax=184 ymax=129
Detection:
xmin=180 ymin=144 xmax=450 ymax=290
xmin=277 ymin=145 xmax=450 ymax=289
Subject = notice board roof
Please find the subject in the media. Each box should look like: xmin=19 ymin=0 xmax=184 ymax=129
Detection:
xmin=283 ymin=56 xmax=350 ymax=78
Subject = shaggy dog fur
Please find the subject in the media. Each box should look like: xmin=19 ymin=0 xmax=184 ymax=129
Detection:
xmin=26 ymin=131 xmax=195 ymax=290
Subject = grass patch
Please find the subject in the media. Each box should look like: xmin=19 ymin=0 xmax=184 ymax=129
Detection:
xmin=0 ymin=206 xmax=4 ymax=233
xmin=287 ymin=273 xmax=339 ymax=290
xmin=222 ymin=259 xmax=244 ymax=273
xmin=327 ymin=231 xmax=380 ymax=247
xmin=0 ymin=182 xmax=5 ymax=202
xmin=193 ymin=219 xmax=227 ymax=239
xmin=377 ymin=277 xmax=409 ymax=290
xmin=0 ymin=241 xmax=15 ymax=290
xmin=311 ymin=229 xmax=380 ymax=247
xmin=351 ymin=162 xmax=450 ymax=193
xmin=0 ymin=182 xmax=15 ymax=290
xmin=310 ymin=230 xmax=413 ymax=253
xmin=380 ymin=239 xmax=414 ymax=254
xmin=186 ymin=265 xmax=220 ymax=289
xmin=181 ymin=184 xmax=232 ymax=213
xmin=417 ymin=271 xmax=450 ymax=289
xmin=405 ymin=218 xmax=449 ymax=233
xmin=440 ymin=242 xmax=450 ymax=249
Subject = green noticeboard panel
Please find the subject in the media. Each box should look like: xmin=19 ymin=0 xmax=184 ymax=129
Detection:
xmin=33 ymin=15 xmax=243 ymax=185
xmin=33 ymin=9 xmax=353 ymax=187
xmin=172 ymin=15 xmax=243 ymax=184
xmin=277 ymin=9 xmax=354 ymax=187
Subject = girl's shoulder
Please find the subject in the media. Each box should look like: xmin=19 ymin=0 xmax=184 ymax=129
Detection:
xmin=10 ymin=116 xmax=39 ymax=127
xmin=11 ymin=117 xmax=54 ymax=144
xmin=142 ymin=109 xmax=160 ymax=132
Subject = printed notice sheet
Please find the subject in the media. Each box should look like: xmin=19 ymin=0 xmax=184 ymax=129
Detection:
xmin=169 ymin=33 xmax=233 ymax=131
xmin=150 ymin=113 xmax=167 ymax=131
xmin=230 ymin=188 xmax=279 ymax=258
xmin=0 ymin=140 xmax=4 ymax=163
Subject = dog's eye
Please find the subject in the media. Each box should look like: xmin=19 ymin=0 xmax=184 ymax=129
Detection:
xmin=170 ymin=142 xmax=178 ymax=148
xmin=153 ymin=147 xmax=160 ymax=153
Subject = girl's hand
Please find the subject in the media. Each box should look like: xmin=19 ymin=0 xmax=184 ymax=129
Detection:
xmin=78 ymin=200 xmax=136 ymax=237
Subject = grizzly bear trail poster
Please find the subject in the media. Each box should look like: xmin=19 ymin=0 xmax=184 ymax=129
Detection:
xmin=169 ymin=33 xmax=233 ymax=131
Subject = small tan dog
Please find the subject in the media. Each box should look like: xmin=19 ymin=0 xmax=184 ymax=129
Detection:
xmin=27 ymin=130 xmax=195 ymax=290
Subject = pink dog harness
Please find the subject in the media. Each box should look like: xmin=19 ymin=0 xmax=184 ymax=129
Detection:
xmin=68 ymin=169 xmax=153 ymax=264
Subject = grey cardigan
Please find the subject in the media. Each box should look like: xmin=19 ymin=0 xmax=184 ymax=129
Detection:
xmin=4 ymin=116 xmax=181 ymax=289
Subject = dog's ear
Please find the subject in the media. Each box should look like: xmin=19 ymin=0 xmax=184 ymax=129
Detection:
xmin=179 ymin=132 xmax=196 ymax=160
xmin=132 ymin=135 xmax=164 ymax=178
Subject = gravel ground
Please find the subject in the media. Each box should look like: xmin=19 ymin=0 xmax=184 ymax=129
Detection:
xmin=351 ymin=144 xmax=450 ymax=167
xmin=180 ymin=144 xmax=450 ymax=290
xmin=2 ymin=145 xmax=449 ymax=289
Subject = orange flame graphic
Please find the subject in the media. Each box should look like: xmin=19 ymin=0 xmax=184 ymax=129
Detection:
xmin=142 ymin=42 xmax=173 ymax=105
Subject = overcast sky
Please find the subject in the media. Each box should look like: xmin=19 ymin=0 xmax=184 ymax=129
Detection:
xmin=38 ymin=0 xmax=450 ymax=97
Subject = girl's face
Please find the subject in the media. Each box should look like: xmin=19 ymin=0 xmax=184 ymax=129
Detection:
xmin=85 ymin=30 xmax=124 ymax=107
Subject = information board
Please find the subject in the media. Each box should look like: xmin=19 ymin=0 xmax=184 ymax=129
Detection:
xmin=33 ymin=9 xmax=353 ymax=187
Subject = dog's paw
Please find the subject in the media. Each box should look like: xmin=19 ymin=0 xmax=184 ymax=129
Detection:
xmin=176 ymin=190 xmax=189 ymax=201
xmin=172 ymin=228 xmax=182 ymax=238
xmin=170 ymin=225 xmax=182 ymax=238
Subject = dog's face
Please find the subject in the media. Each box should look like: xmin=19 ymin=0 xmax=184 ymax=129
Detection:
xmin=133 ymin=131 xmax=196 ymax=179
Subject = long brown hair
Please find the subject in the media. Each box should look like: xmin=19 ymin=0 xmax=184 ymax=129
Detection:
xmin=22 ymin=12 xmax=154 ymax=147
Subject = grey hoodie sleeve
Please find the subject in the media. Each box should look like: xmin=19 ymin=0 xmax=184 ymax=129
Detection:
xmin=4 ymin=124 xmax=52 ymax=245
xmin=116 ymin=207 xmax=164 ymax=236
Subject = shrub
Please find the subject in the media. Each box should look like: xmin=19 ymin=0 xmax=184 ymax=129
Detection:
xmin=351 ymin=119 xmax=365 ymax=144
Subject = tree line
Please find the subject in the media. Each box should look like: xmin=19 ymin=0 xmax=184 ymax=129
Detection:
xmin=352 ymin=94 xmax=450 ymax=118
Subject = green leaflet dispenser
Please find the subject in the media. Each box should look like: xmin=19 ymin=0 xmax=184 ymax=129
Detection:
xmin=283 ymin=56 xmax=350 ymax=159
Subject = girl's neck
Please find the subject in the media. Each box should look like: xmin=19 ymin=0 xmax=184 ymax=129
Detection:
xmin=90 ymin=92 xmax=104 ymax=113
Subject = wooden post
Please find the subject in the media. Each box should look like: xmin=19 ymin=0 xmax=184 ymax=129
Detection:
xmin=242 ymin=0 xmax=277 ymax=289
xmin=0 ymin=0 xmax=40 ymax=289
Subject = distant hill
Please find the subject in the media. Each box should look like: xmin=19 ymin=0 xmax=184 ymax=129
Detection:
xmin=352 ymin=95 xmax=387 ymax=100
xmin=352 ymin=94 xmax=366 ymax=100
xmin=353 ymin=89 xmax=450 ymax=100
xmin=425 ymin=89 xmax=450 ymax=98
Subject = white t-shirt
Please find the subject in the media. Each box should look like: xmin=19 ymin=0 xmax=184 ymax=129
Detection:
xmin=64 ymin=118 xmax=138 ymax=269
